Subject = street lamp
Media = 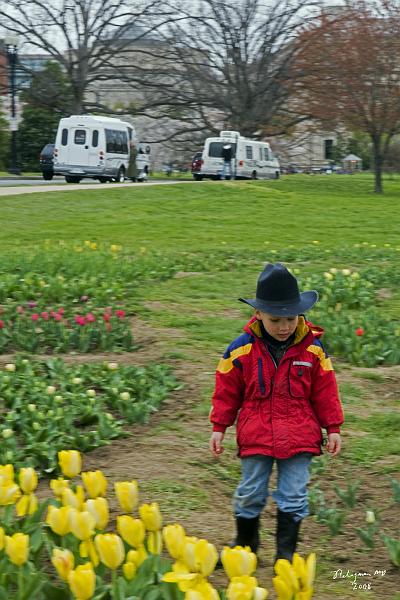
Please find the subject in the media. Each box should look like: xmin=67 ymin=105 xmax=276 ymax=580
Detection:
xmin=4 ymin=35 xmax=21 ymax=175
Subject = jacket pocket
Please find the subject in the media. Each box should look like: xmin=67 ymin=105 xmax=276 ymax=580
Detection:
xmin=288 ymin=360 xmax=312 ymax=400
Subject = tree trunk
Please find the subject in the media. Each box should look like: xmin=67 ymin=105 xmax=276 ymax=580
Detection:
xmin=372 ymin=137 xmax=383 ymax=194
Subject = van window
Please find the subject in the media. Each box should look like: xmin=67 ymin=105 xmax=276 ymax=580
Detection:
xmin=264 ymin=147 xmax=270 ymax=161
xmin=74 ymin=130 xmax=86 ymax=145
xmin=246 ymin=146 xmax=253 ymax=159
xmin=208 ymin=142 xmax=236 ymax=158
xmin=61 ymin=128 xmax=68 ymax=146
xmin=92 ymin=130 xmax=99 ymax=147
xmin=259 ymin=148 xmax=263 ymax=160
xmin=105 ymin=129 xmax=128 ymax=154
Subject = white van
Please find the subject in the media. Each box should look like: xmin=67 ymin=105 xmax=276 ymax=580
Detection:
xmin=196 ymin=130 xmax=280 ymax=181
xmin=53 ymin=115 xmax=150 ymax=183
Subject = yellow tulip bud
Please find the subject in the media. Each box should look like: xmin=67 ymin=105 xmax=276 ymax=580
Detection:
xmin=69 ymin=509 xmax=96 ymax=541
xmin=16 ymin=492 xmax=38 ymax=516
xmin=139 ymin=502 xmax=162 ymax=531
xmin=274 ymin=559 xmax=299 ymax=592
xmin=273 ymin=575 xmax=293 ymax=600
xmin=95 ymin=533 xmax=125 ymax=570
xmin=0 ymin=482 xmax=21 ymax=505
xmin=50 ymin=477 xmax=70 ymax=497
xmin=46 ymin=505 xmax=72 ymax=536
xmin=123 ymin=561 xmax=137 ymax=580
xmin=18 ymin=467 xmax=38 ymax=493
xmin=147 ymin=530 xmax=163 ymax=555
xmin=5 ymin=532 xmax=29 ymax=566
xmin=52 ymin=548 xmax=74 ymax=582
xmin=5 ymin=363 xmax=16 ymax=372
xmin=68 ymin=563 xmax=96 ymax=600
xmin=304 ymin=553 xmax=316 ymax=589
xmin=181 ymin=536 xmax=199 ymax=572
xmin=163 ymin=524 xmax=186 ymax=560
xmin=85 ymin=498 xmax=109 ymax=530
xmin=221 ymin=546 xmax=257 ymax=578
xmin=79 ymin=539 xmax=100 ymax=567
xmin=117 ymin=515 xmax=145 ymax=547
xmin=62 ymin=486 xmax=85 ymax=511
xmin=81 ymin=470 xmax=107 ymax=498
xmin=114 ymin=480 xmax=138 ymax=513
xmin=0 ymin=464 xmax=14 ymax=483
xmin=194 ymin=539 xmax=218 ymax=576
xmin=58 ymin=450 xmax=82 ymax=478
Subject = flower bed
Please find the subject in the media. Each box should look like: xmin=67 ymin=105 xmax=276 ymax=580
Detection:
xmin=0 ymin=359 xmax=180 ymax=472
xmin=0 ymin=449 xmax=316 ymax=599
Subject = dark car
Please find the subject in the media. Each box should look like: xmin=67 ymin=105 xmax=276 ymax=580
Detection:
xmin=191 ymin=152 xmax=203 ymax=180
xmin=39 ymin=143 xmax=55 ymax=180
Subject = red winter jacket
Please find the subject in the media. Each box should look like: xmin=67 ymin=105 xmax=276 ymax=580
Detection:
xmin=210 ymin=316 xmax=344 ymax=459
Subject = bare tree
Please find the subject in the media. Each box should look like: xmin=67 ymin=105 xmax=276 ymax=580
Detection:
xmin=296 ymin=0 xmax=400 ymax=193
xmin=0 ymin=0 xmax=174 ymax=114
xmin=137 ymin=0 xmax=320 ymax=142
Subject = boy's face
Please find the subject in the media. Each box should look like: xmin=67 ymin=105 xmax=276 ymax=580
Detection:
xmin=255 ymin=310 xmax=298 ymax=342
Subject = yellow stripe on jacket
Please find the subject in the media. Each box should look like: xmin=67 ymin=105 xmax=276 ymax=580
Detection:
xmin=306 ymin=344 xmax=333 ymax=371
xmin=217 ymin=343 xmax=252 ymax=373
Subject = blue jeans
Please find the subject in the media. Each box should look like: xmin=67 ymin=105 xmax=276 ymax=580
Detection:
xmin=222 ymin=160 xmax=233 ymax=179
xmin=233 ymin=454 xmax=312 ymax=522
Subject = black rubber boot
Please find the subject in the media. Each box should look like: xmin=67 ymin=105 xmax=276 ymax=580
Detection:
xmin=216 ymin=516 xmax=260 ymax=569
xmin=235 ymin=515 xmax=260 ymax=553
xmin=275 ymin=510 xmax=301 ymax=562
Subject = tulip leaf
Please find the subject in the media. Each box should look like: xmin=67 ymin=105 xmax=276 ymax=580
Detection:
xmin=41 ymin=583 xmax=70 ymax=600
xmin=0 ymin=589 xmax=8 ymax=600
xmin=19 ymin=572 xmax=44 ymax=600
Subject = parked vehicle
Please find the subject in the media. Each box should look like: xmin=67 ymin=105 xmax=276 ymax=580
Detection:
xmin=191 ymin=152 xmax=203 ymax=180
xmin=53 ymin=115 xmax=150 ymax=183
xmin=195 ymin=131 xmax=280 ymax=180
xmin=39 ymin=143 xmax=55 ymax=180
xmin=198 ymin=131 xmax=280 ymax=180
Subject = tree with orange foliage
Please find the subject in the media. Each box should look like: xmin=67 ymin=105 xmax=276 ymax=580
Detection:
xmin=296 ymin=0 xmax=400 ymax=193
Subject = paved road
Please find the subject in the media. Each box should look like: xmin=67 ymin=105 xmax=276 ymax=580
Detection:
xmin=0 ymin=178 xmax=196 ymax=196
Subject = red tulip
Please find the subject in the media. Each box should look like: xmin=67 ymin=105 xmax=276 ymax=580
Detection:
xmin=0 ymin=320 xmax=4 ymax=329
xmin=41 ymin=312 xmax=49 ymax=321
xmin=102 ymin=313 xmax=111 ymax=322
xmin=115 ymin=310 xmax=125 ymax=319
xmin=54 ymin=313 xmax=62 ymax=322
xmin=86 ymin=313 xmax=96 ymax=323
xmin=31 ymin=314 xmax=40 ymax=322
xmin=355 ymin=327 xmax=364 ymax=336
xmin=58 ymin=308 xmax=65 ymax=315
xmin=74 ymin=315 xmax=86 ymax=326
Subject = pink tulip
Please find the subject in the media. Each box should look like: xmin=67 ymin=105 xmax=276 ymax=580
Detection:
xmin=80 ymin=295 xmax=89 ymax=303
xmin=53 ymin=313 xmax=62 ymax=322
xmin=27 ymin=301 xmax=37 ymax=309
xmin=31 ymin=314 xmax=40 ymax=322
xmin=86 ymin=313 xmax=96 ymax=323
xmin=102 ymin=313 xmax=111 ymax=322
xmin=74 ymin=315 xmax=86 ymax=326
xmin=41 ymin=312 xmax=49 ymax=321
xmin=58 ymin=308 xmax=65 ymax=315
xmin=17 ymin=306 xmax=25 ymax=315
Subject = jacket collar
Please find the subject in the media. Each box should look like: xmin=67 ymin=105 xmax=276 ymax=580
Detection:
xmin=245 ymin=315 xmax=323 ymax=346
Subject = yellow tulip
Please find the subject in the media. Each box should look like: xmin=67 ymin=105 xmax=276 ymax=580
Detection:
xmin=62 ymin=486 xmax=85 ymax=510
xmin=221 ymin=546 xmax=257 ymax=579
xmin=95 ymin=533 xmax=125 ymax=570
xmin=274 ymin=559 xmax=299 ymax=593
xmin=294 ymin=590 xmax=313 ymax=600
xmin=68 ymin=563 xmax=96 ymax=600
xmin=273 ymin=576 xmax=293 ymax=600
xmin=123 ymin=561 xmax=137 ymax=580
xmin=163 ymin=524 xmax=186 ymax=559
xmin=253 ymin=586 xmax=269 ymax=600
xmin=69 ymin=509 xmax=96 ymax=541
xmin=304 ymin=553 xmax=316 ymax=590
xmin=0 ymin=482 xmax=21 ymax=505
xmin=0 ymin=464 xmax=14 ymax=484
xmin=79 ymin=538 xmax=100 ymax=567
xmin=117 ymin=515 xmax=145 ymax=547
xmin=46 ymin=505 xmax=72 ymax=536
xmin=81 ymin=470 xmax=107 ymax=498
xmin=51 ymin=548 xmax=75 ymax=581
xmin=85 ymin=497 xmax=109 ymax=530
xmin=186 ymin=580 xmax=220 ymax=599
xmin=194 ymin=539 xmax=218 ymax=577
xmin=16 ymin=492 xmax=38 ymax=516
xmin=114 ymin=480 xmax=138 ymax=512
xmin=148 ymin=530 xmax=163 ymax=554
xmin=131 ymin=544 xmax=148 ymax=565
xmin=0 ymin=526 xmax=5 ymax=550
xmin=18 ymin=467 xmax=38 ymax=493
xmin=58 ymin=450 xmax=82 ymax=478
xmin=50 ymin=477 xmax=70 ymax=497
xmin=5 ymin=532 xmax=29 ymax=566
xmin=292 ymin=553 xmax=306 ymax=585
xmin=139 ymin=502 xmax=162 ymax=531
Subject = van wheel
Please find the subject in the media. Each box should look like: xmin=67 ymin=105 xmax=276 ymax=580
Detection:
xmin=193 ymin=174 xmax=203 ymax=181
xmin=275 ymin=171 xmax=280 ymax=179
xmin=42 ymin=172 xmax=53 ymax=181
xmin=114 ymin=167 xmax=125 ymax=183
xmin=65 ymin=175 xmax=82 ymax=183
xmin=98 ymin=177 xmax=108 ymax=183
xmin=251 ymin=171 xmax=257 ymax=180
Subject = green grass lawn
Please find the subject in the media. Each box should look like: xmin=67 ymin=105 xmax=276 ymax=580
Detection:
xmin=0 ymin=174 xmax=399 ymax=251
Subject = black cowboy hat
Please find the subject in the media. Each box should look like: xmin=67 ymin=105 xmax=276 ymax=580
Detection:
xmin=239 ymin=263 xmax=318 ymax=316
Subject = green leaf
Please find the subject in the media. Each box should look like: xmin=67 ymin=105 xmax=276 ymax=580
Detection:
xmin=41 ymin=583 xmax=71 ymax=600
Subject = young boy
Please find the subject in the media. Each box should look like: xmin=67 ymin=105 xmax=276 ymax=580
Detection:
xmin=209 ymin=263 xmax=344 ymax=562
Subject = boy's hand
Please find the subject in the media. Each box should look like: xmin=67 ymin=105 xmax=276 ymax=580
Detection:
xmin=326 ymin=433 xmax=341 ymax=457
xmin=210 ymin=432 xmax=225 ymax=457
